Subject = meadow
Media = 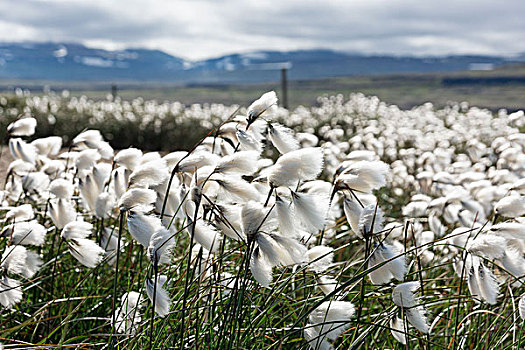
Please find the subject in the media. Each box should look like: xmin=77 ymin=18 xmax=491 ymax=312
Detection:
xmin=4 ymin=63 xmax=525 ymax=112
xmin=0 ymin=90 xmax=524 ymax=349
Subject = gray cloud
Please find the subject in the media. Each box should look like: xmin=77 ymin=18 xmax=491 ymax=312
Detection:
xmin=0 ymin=0 xmax=524 ymax=59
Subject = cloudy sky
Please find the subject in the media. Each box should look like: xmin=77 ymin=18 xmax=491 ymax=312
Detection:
xmin=0 ymin=0 xmax=524 ymax=60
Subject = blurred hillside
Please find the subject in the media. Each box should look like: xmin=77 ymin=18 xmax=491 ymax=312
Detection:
xmin=0 ymin=42 xmax=522 ymax=83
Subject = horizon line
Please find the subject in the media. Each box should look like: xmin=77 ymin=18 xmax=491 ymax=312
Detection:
xmin=0 ymin=40 xmax=523 ymax=62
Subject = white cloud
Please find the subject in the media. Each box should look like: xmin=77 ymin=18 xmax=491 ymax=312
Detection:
xmin=0 ymin=0 xmax=524 ymax=60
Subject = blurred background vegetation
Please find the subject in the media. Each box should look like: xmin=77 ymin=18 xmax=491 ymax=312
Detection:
xmin=2 ymin=64 xmax=525 ymax=151
xmin=2 ymin=64 xmax=525 ymax=111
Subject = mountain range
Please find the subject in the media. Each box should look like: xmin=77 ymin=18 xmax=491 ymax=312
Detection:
xmin=0 ymin=42 xmax=522 ymax=83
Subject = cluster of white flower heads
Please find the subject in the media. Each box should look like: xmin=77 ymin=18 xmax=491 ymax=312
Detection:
xmin=1 ymin=91 xmax=525 ymax=348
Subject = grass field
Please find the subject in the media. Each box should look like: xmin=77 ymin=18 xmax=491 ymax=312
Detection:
xmin=1 ymin=80 xmax=525 ymax=349
xmin=2 ymin=64 xmax=525 ymax=111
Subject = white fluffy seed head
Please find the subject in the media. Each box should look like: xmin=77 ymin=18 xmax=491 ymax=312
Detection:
xmin=114 ymin=291 xmax=142 ymax=334
xmin=101 ymin=227 xmax=120 ymax=265
xmin=49 ymin=198 xmax=77 ymax=229
xmin=190 ymin=220 xmax=221 ymax=253
xmin=212 ymin=175 xmax=261 ymax=203
xmin=96 ymin=140 xmax=114 ymax=160
xmin=250 ymin=246 xmax=273 ymax=288
xmin=163 ymin=151 xmax=187 ymax=170
xmin=490 ymin=222 xmax=525 ymax=240
xmin=6 ymin=204 xmax=34 ymax=221
xmin=0 ymin=276 xmax=23 ymax=309
xmin=390 ymin=317 xmax=407 ymax=344
xmin=241 ymin=201 xmax=268 ymax=240
xmin=61 ymin=221 xmax=93 ymax=240
xmin=178 ymin=152 xmax=220 ymax=173
xmin=3 ymin=220 xmax=47 ymax=246
xmin=428 ymin=214 xmax=446 ymax=237
xmin=393 ymin=281 xmax=420 ymax=308
xmin=67 ymin=238 xmax=105 ymax=268
xmin=118 ymin=188 xmax=157 ymax=212
xmin=8 ymin=159 xmax=34 ymax=175
xmin=303 ymin=325 xmax=331 ymax=350
xmin=95 ymin=192 xmax=115 ymax=219
xmin=257 ymin=233 xmax=307 ymax=267
xmin=275 ymin=195 xmax=298 ymax=237
xmin=307 ymin=246 xmax=334 ymax=273
xmin=268 ymin=148 xmax=324 ymax=187
xmin=9 ymin=138 xmax=37 ymax=164
xmin=31 ymin=136 xmax=62 ymax=156
xmin=291 ymin=191 xmax=327 ymax=232
xmin=41 ymin=159 xmax=65 ymax=176
xmin=343 ymin=197 xmax=362 ymax=235
xmin=75 ymin=149 xmax=101 ymax=171
xmin=7 ymin=117 xmax=37 ymax=136
xmin=501 ymin=246 xmax=525 ymax=283
xmin=337 ymin=160 xmax=389 ymax=192
xmin=317 ymin=275 xmax=338 ymax=296
xmin=22 ymin=172 xmax=50 ymax=194
xmin=79 ymin=174 xmax=100 ymax=213
xmin=466 ymin=256 xmax=482 ymax=299
xmin=494 ymin=195 xmax=525 ymax=217
xmin=73 ymin=130 xmax=114 ymax=159
xmin=467 ymin=234 xmax=507 ymax=259
xmin=1 ymin=246 xmax=43 ymax=278
xmin=247 ymin=91 xmax=278 ymax=120
xmin=358 ymin=204 xmax=383 ymax=238
xmin=475 ymin=262 xmax=499 ymax=305
xmin=268 ymin=123 xmax=300 ymax=154
xmin=309 ymin=301 xmax=355 ymax=341
xmin=1 ymin=246 xmax=27 ymax=275
xmin=236 ymin=129 xmax=263 ymax=153
xmin=464 ymin=255 xmax=500 ymax=304
xmin=112 ymin=167 xmax=130 ymax=199
xmin=140 ymin=152 xmax=161 ymax=164
xmin=214 ymin=151 xmax=260 ymax=175
xmin=93 ymin=163 xmax=112 ymax=190
xmin=127 ymin=212 xmax=163 ymax=247
xmin=406 ymin=307 xmax=429 ymax=334
xmin=145 ymin=275 xmax=171 ymax=317
xmin=129 ymin=159 xmax=169 ymax=188
xmin=73 ymin=130 xmax=103 ymax=148
xmin=368 ymin=243 xmax=406 ymax=285
xmin=148 ymin=226 xmax=174 ymax=265
xmin=115 ymin=148 xmax=143 ymax=171
xmin=214 ymin=205 xmax=244 ymax=241
xmin=49 ymin=179 xmax=74 ymax=199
